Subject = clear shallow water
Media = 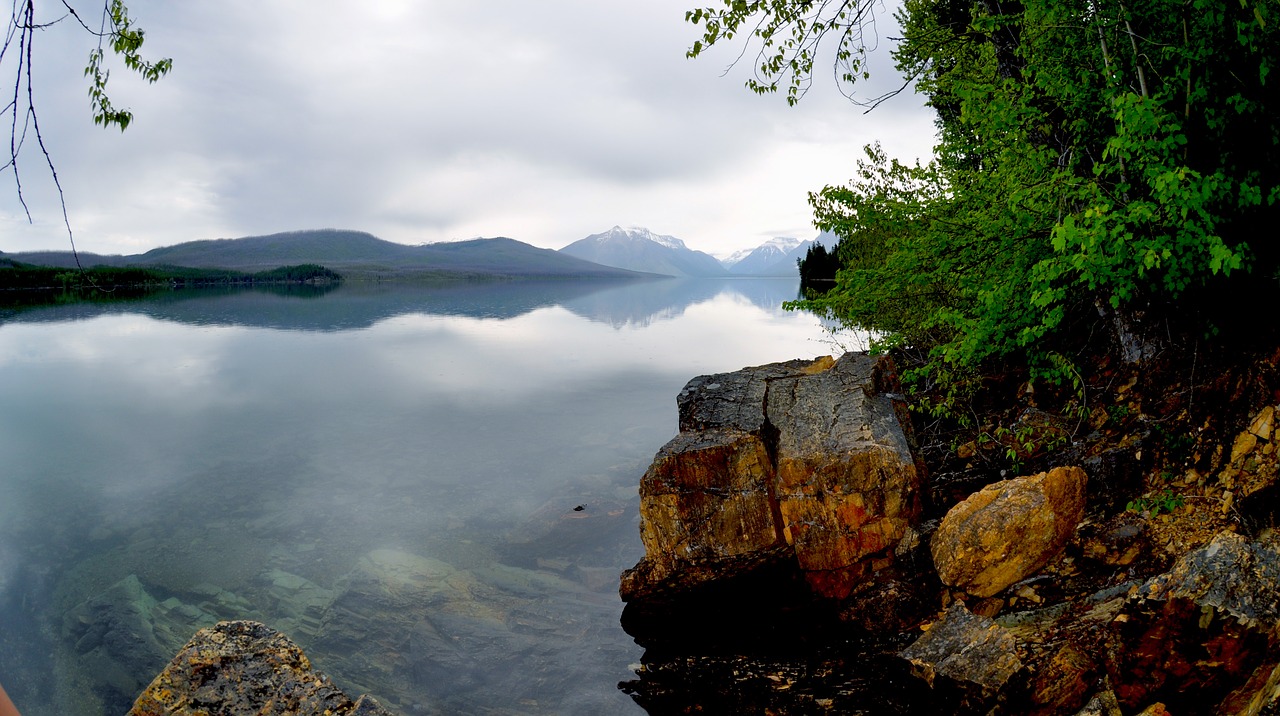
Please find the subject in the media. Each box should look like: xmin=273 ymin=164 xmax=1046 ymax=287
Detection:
xmin=0 ymin=278 xmax=837 ymax=715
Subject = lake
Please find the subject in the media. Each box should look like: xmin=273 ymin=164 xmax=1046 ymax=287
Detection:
xmin=0 ymin=278 xmax=842 ymax=715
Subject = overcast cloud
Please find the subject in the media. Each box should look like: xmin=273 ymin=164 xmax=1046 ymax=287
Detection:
xmin=0 ymin=0 xmax=936 ymax=257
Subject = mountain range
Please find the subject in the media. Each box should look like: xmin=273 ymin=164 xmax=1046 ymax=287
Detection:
xmin=3 ymin=227 xmax=837 ymax=280
xmin=4 ymin=230 xmax=650 ymax=280
xmin=558 ymin=226 xmax=839 ymax=278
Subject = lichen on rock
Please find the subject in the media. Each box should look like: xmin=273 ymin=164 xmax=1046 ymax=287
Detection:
xmin=127 ymin=620 xmax=394 ymax=716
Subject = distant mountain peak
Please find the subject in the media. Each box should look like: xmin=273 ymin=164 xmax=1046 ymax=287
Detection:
xmin=722 ymin=234 xmax=817 ymax=276
xmin=595 ymin=225 xmax=689 ymax=252
xmin=763 ymin=236 xmax=804 ymax=250
xmin=560 ymin=227 xmax=726 ymax=278
xmin=722 ymin=236 xmax=805 ymax=267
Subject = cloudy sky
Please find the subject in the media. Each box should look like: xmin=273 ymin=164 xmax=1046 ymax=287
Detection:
xmin=1 ymin=0 xmax=935 ymax=258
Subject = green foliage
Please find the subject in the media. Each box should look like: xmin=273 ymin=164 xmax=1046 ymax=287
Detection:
xmin=689 ymin=0 xmax=1280 ymax=385
xmin=1127 ymin=489 xmax=1185 ymax=516
xmin=84 ymin=0 xmax=173 ymax=131
xmin=685 ymin=0 xmax=882 ymax=105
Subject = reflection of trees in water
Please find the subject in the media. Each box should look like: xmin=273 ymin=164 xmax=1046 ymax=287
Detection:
xmin=0 ymin=278 xmax=803 ymax=332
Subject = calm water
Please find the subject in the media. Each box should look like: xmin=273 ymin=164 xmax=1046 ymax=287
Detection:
xmin=0 ymin=278 xmax=838 ymax=715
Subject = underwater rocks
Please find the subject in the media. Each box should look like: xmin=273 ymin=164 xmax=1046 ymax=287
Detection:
xmin=61 ymin=574 xmax=221 ymax=709
xmin=127 ymin=620 xmax=392 ymax=716
xmin=931 ymin=467 xmax=1088 ymax=598
xmin=61 ymin=543 xmax=635 ymax=715
xmin=621 ymin=352 xmax=923 ymax=608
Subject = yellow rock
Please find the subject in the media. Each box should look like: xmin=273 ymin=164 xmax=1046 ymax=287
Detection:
xmin=1249 ymin=406 xmax=1275 ymax=441
xmin=930 ymin=467 xmax=1088 ymax=598
xmin=1232 ymin=431 xmax=1258 ymax=464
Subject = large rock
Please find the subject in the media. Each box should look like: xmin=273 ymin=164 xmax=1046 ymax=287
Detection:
xmin=899 ymin=602 xmax=1024 ymax=711
xmin=621 ymin=352 xmax=923 ymax=603
xmin=931 ymin=466 xmax=1088 ymax=598
xmin=765 ymin=353 xmax=923 ymax=597
xmin=128 ymin=620 xmax=393 ymax=715
xmin=1106 ymin=531 xmax=1280 ymax=714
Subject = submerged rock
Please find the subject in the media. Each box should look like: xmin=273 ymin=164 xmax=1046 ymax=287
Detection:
xmin=621 ymin=352 xmax=923 ymax=608
xmin=127 ymin=620 xmax=393 ymax=715
xmin=62 ymin=574 xmax=220 ymax=709
xmin=309 ymin=549 xmax=511 ymax=701
xmin=931 ymin=466 xmax=1088 ymax=598
xmin=307 ymin=548 xmax=636 ymax=713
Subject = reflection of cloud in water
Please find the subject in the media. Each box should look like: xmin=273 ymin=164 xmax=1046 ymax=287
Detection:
xmin=372 ymin=297 xmax=830 ymax=405
xmin=0 ymin=542 xmax=13 ymax=596
xmin=0 ymin=279 xmax=838 ymax=716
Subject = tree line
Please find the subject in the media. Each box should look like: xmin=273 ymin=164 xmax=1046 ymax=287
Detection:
xmin=0 ymin=260 xmax=341 ymax=293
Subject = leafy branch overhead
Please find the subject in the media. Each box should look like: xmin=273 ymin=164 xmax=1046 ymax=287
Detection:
xmin=1 ymin=0 xmax=171 ymax=251
xmin=685 ymin=0 xmax=899 ymax=107
xmin=84 ymin=0 xmax=173 ymax=131
xmin=688 ymin=0 xmax=1279 ymax=388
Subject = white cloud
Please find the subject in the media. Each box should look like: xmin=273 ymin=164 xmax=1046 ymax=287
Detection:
xmin=0 ymin=0 xmax=935 ymax=257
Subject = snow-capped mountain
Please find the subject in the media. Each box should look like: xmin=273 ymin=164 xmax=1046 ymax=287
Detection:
xmin=723 ymin=236 xmax=808 ymax=276
xmin=558 ymin=226 xmax=728 ymax=278
xmin=721 ymin=231 xmax=840 ymax=276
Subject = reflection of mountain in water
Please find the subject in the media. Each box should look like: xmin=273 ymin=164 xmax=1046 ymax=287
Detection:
xmin=0 ymin=278 xmax=804 ymax=331
xmin=560 ymin=278 xmax=803 ymax=328
xmin=0 ymin=282 xmax=611 ymax=331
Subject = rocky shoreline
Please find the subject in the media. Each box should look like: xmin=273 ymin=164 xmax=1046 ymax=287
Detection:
xmin=104 ymin=349 xmax=1280 ymax=714
xmin=618 ymin=351 xmax=1280 ymax=715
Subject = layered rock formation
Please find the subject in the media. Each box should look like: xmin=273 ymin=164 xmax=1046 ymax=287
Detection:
xmin=61 ymin=574 xmax=233 ymax=707
xmin=899 ymin=602 xmax=1024 ymax=709
xmin=621 ymin=352 xmax=924 ymax=605
xmin=619 ymin=362 xmax=1280 ymax=713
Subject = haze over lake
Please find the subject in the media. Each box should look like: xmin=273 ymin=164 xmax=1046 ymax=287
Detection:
xmin=0 ymin=278 xmax=842 ymax=715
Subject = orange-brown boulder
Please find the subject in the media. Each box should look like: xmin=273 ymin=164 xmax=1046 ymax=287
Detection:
xmin=621 ymin=352 xmax=923 ymax=603
xmin=931 ymin=466 xmax=1088 ymax=598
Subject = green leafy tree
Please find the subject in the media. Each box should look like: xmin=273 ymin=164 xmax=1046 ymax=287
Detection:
xmin=689 ymin=0 xmax=1279 ymax=387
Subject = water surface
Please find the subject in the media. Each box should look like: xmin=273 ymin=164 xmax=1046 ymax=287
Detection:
xmin=0 ymin=278 xmax=836 ymax=714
